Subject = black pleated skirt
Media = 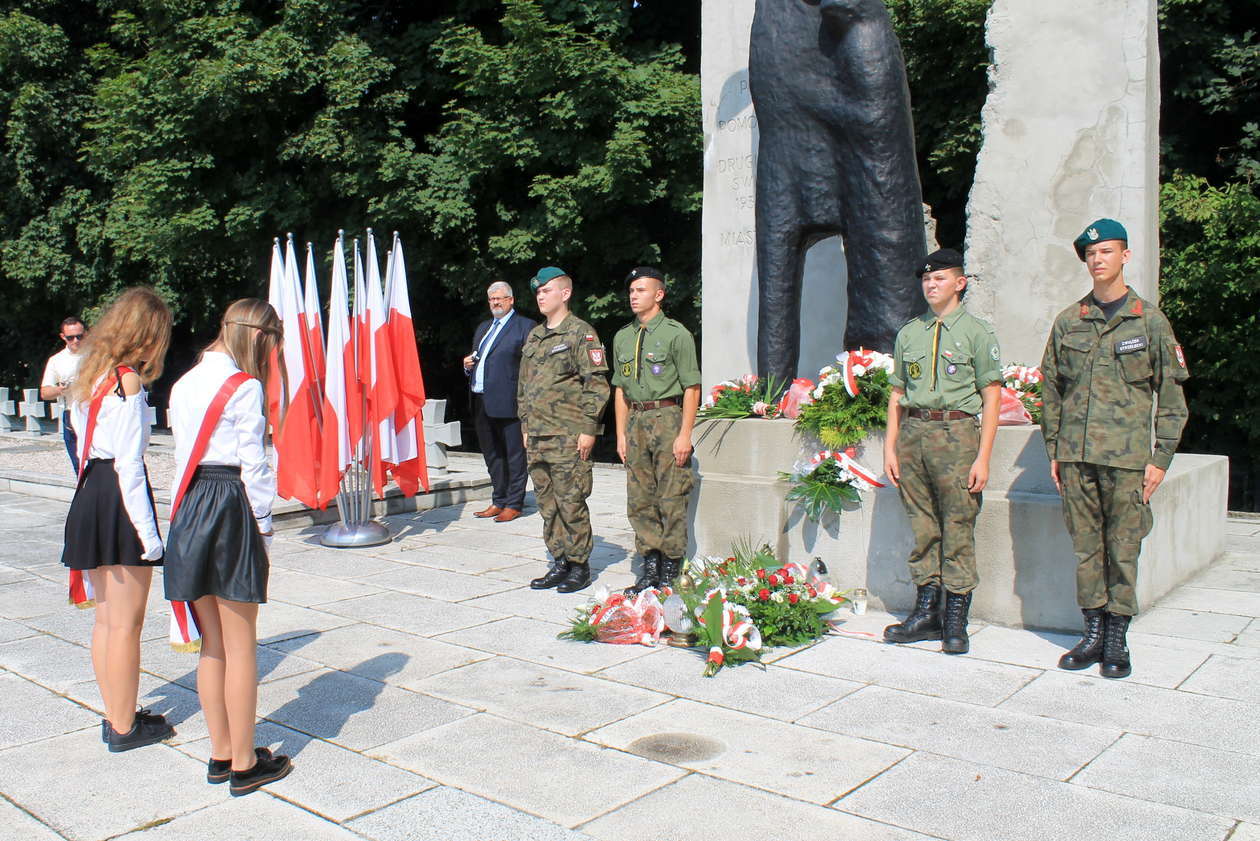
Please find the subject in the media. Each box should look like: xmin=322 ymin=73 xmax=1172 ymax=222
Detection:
xmin=62 ymin=459 xmax=161 ymax=570
xmin=163 ymin=465 xmax=269 ymax=604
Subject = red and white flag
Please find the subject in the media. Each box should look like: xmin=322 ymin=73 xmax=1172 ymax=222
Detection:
xmin=384 ymin=233 xmax=429 ymax=494
xmin=317 ymin=234 xmax=356 ymax=507
xmin=364 ymin=231 xmax=399 ymax=495
xmin=303 ymin=242 xmax=326 ymax=392
xmin=273 ymin=235 xmax=321 ymax=508
xmin=265 ymin=239 xmax=285 ymax=424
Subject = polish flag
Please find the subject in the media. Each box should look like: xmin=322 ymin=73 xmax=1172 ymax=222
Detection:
xmin=349 ymin=239 xmax=368 ymax=450
xmin=317 ymin=234 xmax=355 ymax=507
xmin=364 ymin=231 xmax=399 ymax=495
xmin=384 ymin=233 xmax=429 ymax=494
xmin=272 ymin=234 xmax=321 ymax=508
xmin=265 ymin=239 xmax=285 ymax=425
xmin=303 ymin=242 xmax=326 ymax=392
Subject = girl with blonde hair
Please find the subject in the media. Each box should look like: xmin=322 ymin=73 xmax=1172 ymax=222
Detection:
xmin=164 ymin=298 xmax=292 ymax=795
xmin=61 ymin=286 xmax=174 ymax=752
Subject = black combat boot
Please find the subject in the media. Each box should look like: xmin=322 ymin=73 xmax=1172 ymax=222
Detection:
xmin=1099 ymin=612 xmax=1132 ymax=679
xmin=941 ymin=590 xmax=973 ymax=654
xmin=556 ymin=562 xmax=592 ymax=593
xmin=530 ymin=558 xmax=571 ymax=590
xmin=625 ymin=551 xmax=661 ymax=596
xmin=657 ymin=556 xmax=682 ymax=589
xmin=1058 ymin=608 xmax=1106 ymax=670
xmin=884 ymin=584 xmax=942 ymax=643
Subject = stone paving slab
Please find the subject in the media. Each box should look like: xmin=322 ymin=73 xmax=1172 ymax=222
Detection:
xmin=376 ymin=542 xmax=541 ymax=575
xmin=410 ymin=656 xmax=670 ymax=736
xmin=0 ymin=615 xmax=37 ymax=643
xmin=373 ymin=713 xmax=686 ymax=827
xmin=180 ymin=720 xmax=435 ymax=823
xmin=319 ymin=590 xmax=507 ymax=637
xmin=775 ymin=633 xmax=1040 ymax=706
xmin=0 ymin=672 xmax=99 ymax=751
xmin=0 ymin=577 xmax=64 ymax=620
xmin=581 ymin=773 xmax=936 ymax=841
xmin=0 ymin=633 xmax=93 ymax=693
xmin=347 ymin=786 xmax=597 ymax=841
xmin=257 ymin=667 xmax=474 ymax=752
xmin=140 ymin=637 xmax=322 ymax=691
xmin=271 ymin=549 xmax=400 ymax=580
xmin=0 ymin=797 xmax=65 ymax=841
xmin=112 ymin=792 xmax=367 ymax=841
xmin=266 ymin=568 xmax=386 ymax=608
xmin=1073 ymin=733 xmax=1260 ymax=824
xmin=435 ymin=615 xmax=662 ymax=673
xmin=596 ymin=644 xmax=863 ymax=721
xmin=1128 ymin=606 xmax=1251 ymax=642
xmin=1175 ymin=652 xmax=1260 ymax=702
xmin=355 ymin=562 xmax=521 ymax=602
xmin=836 ymin=752 xmax=1233 ymax=841
xmin=1159 ymin=585 xmax=1260 ymax=617
xmin=586 ymin=697 xmax=909 ymax=804
xmin=0 ymin=731 xmax=220 ymax=841
xmin=799 ymin=684 xmax=1121 ymax=780
xmin=1190 ymin=564 xmax=1260 ymax=591
xmin=253 ymin=600 xmax=356 ymax=643
xmin=999 ymin=670 xmax=1260 ymax=756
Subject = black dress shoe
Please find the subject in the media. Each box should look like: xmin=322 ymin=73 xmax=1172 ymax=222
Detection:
xmin=884 ymin=584 xmax=943 ymax=643
xmin=229 ymin=747 xmax=292 ymax=796
xmin=102 ymin=708 xmax=166 ymax=743
xmin=106 ymin=713 xmax=175 ymax=753
xmin=1059 ymin=608 xmax=1106 ymax=670
xmin=530 ymin=559 xmax=571 ymax=589
xmin=556 ymin=563 xmax=591 ymax=593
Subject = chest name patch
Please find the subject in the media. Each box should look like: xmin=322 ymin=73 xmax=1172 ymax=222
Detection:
xmin=1114 ymin=336 xmax=1147 ymax=355
xmin=548 ymin=344 xmax=569 ymax=355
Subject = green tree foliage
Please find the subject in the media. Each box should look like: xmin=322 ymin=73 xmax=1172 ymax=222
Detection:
xmin=0 ymin=0 xmax=700 ymax=401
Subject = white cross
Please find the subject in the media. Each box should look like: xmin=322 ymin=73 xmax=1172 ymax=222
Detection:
xmin=422 ymin=398 xmax=462 ymax=476
xmin=0 ymin=388 xmax=18 ymax=432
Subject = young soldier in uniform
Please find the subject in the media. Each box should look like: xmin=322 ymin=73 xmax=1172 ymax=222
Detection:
xmin=518 ymin=267 xmax=610 ymax=594
xmin=883 ymin=249 xmax=1002 ymax=654
xmin=1041 ymin=219 xmax=1189 ymax=679
xmin=611 ymin=267 xmax=701 ymax=594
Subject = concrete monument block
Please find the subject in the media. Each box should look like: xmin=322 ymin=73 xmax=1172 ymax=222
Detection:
xmin=965 ymin=0 xmax=1161 ymax=365
xmin=690 ymin=420 xmax=1227 ymax=632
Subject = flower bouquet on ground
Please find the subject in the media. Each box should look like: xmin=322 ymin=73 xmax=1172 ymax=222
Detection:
xmin=1001 ymin=364 xmax=1043 ymax=424
xmin=780 ymin=449 xmax=885 ymax=522
xmin=795 ymin=349 xmax=894 ymax=448
xmin=559 ymin=588 xmax=664 ymax=646
xmin=698 ymin=374 xmax=788 ymax=420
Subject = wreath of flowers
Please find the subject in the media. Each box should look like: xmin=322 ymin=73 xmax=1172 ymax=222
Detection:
xmin=780 ymin=448 xmax=885 ymax=522
xmin=697 ymin=373 xmax=788 ymax=419
xmin=1002 ymin=364 xmax=1044 ymax=424
xmin=794 ymin=349 xmax=895 ymax=447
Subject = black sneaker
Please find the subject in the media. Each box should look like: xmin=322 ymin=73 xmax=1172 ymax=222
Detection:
xmin=229 ymin=747 xmax=293 ymax=796
xmin=106 ymin=713 xmax=175 ymax=752
xmin=207 ymin=757 xmax=232 ymax=784
xmin=101 ymin=708 xmax=166 ymax=743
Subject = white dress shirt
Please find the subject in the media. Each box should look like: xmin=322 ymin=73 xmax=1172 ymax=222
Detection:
xmin=70 ymin=375 xmax=162 ymax=560
xmin=472 ymin=309 xmax=513 ymax=394
xmin=169 ymin=352 xmax=276 ymax=534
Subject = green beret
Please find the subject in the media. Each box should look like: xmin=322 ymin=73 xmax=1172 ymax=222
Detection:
xmin=1073 ymin=219 xmax=1128 ymax=261
xmin=530 ymin=266 xmax=568 ymax=292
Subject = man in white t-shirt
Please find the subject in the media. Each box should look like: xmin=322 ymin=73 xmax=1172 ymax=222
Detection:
xmin=40 ymin=316 xmax=87 ymax=473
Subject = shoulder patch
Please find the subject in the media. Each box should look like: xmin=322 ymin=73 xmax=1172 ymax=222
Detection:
xmin=588 ymin=347 xmax=605 ymax=366
xmin=1079 ymin=303 xmax=1090 ymax=318
xmin=1131 ymin=298 xmax=1144 ymax=316
xmin=990 ymin=345 xmax=1000 ymax=361
xmin=1174 ymin=344 xmax=1187 ymax=368
xmin=585 ymin=334 xmax=596 ymax=342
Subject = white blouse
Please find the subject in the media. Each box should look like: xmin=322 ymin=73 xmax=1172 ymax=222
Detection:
xmin=70 ymin=373 xmax=163 ymax=560
xmin=169 ymin=352 xmax=275 ymax=533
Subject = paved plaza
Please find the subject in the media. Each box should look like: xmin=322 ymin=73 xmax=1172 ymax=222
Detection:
xmin=1 ymin=448 xmax=1259 ymax=841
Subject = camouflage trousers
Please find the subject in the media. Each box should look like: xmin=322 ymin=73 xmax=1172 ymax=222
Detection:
xmin=527 ymin=434 xmax=594 ymax=565
xmin=1058 ymin=461 xmax=1152 ymax=616
xmin=625 ymin=405 xmax=694 ymax=559
xmin=895 ymin=416 xmax=982 ymax=594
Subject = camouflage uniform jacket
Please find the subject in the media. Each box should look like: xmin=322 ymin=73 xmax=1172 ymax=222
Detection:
xmin=1040 ymin=289 xmax=1189 ymax=471
xmin=517 ymin=313 xmax=610 ymax=437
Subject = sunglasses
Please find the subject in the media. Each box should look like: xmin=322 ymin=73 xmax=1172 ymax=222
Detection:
xmin=63 ymin=334 xmax=84 ymax=343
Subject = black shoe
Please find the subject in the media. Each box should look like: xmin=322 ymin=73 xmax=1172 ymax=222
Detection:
xmin=625 ymin=551 xmax=661 ymax=596
xmin=106 ymin=713 xmax=175 ymax=753
xmin=101 ymin=708 xmax=166 ymax=743
xmin=530 ymin=559 xmax=571 ymax=590
xmin=556 ymin=563 xmax=592 ymax=594
xmin=657 ymin=556 xmax=682 ymax=589
xmin=1058 ymin=608 xmax=1106 ymax=670
xmin=210 ymin=746 xmax=270 ymax=784
xmin=1100 ymin=612 xmax=1132 ymax=679
xmin=941 ymin=590 xmax=973 ymax=655
xmin=229 ymin=747 xmax=292 ymax=796
xmin=884 ymin=584 xmax=943 ymax=643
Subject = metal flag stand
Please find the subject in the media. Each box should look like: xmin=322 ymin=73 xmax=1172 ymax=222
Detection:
xmin=321 ymin=233 xmax=391 ymax=548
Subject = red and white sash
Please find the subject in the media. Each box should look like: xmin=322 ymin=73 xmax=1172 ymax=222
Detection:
xmin=168 ymin=371 xmax=254 ymax=652
xmin=68 ymin=367 xmax=136 ymax=608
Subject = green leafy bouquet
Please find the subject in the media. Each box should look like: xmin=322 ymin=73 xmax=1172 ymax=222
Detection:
xmin=779 ymin=449 xmax=885 ymax=522
xmin=795 ymin=350 xmax=894 ymax=448
xmin=698 ymin=374 xmax=789 ymax=420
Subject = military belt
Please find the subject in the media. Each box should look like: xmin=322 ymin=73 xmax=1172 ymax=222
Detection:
xmin=907 ymin=408 xmax=973 ymax=421
xmin=629 ymin=397 xmax=679 ymax=411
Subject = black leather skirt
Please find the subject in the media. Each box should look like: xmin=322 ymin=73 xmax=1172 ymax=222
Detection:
xmin=163 ymin=465 xmax=268 ymax=604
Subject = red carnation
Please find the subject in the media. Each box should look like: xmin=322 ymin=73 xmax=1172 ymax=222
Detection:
xmin=789 ymin=593 xmax=800 ymax=605
xmin=756 ymin=569 xmax=767 ymax=580
xmin=758 ymin=588 xmax=771 ymax=601
xmin=784 ymin=575 xmax=795 ymax=585
xmin=768 ymin=574 xmax=780 ymax=586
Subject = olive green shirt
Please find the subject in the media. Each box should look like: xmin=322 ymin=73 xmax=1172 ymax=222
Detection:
xmin=1040 ymin=289 xmax=1189 ymax=471
xmin=517 ymin=313 xmax=610 ymax=437
xmin=610 ymin=311 xmax=701 ymax=403
xmin=889 ymin=305 xmax=1002 ymax=414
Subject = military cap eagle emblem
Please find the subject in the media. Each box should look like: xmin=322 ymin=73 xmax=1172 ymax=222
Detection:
xmin=1087 ymin=228 xmax=1100 ymax=241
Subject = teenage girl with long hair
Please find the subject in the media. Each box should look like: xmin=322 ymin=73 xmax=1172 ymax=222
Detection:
xmin=62 ymin=287 xmax=174 ymax=751
xmin=164 ymin=298 xmax=292 ymax=795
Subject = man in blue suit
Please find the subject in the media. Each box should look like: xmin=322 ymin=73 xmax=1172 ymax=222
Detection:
xmin=465 ymin=281 xmax=537 ymax=522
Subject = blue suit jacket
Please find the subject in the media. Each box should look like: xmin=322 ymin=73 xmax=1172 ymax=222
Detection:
xmin=470 ymin=311 xmax=536 ymax=418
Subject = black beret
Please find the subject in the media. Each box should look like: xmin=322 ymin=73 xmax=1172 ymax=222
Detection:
xmin=918 ymin=249 xmax=964 ymax=276
xmin=625 ymin=266 xmax=665 ymax=287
